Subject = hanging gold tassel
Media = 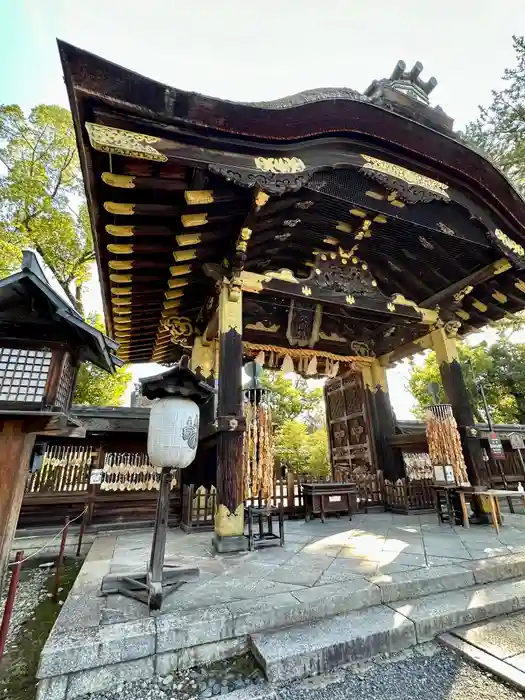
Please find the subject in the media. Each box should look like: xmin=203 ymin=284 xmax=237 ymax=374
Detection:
xmin=306 ymin=355 xmax=317 ymax=376
xmin=281 ymin=354 xmax=294 ymax=374
xmin=255 ymin=350 xmax=265 ymax=365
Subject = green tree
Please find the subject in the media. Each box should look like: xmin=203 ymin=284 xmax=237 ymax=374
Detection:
xmin=73 ymin=313 xmax=132 ymax=406
xmin=306 ymin=428 xmax=331 ymax=479
xmin=407 ymin=338 xmax=525 ymax=424
xmin=0 ymin=104 xmax=133 ymax=405
xmin=0 ymin=104 xmax=94 ymax=313
xmin=464 ymin=35 xmax=525 ymax=193
xmin=262 ymin=371 xmax=324 ymax=431
xmin=274 ymin=420 xmax=331 ymax=479
xmin=274 ymin=420 xmax=311 ymax=473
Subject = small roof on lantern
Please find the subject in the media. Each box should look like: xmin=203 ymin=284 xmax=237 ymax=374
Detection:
xmin=0 ymin=250 xmax=123 ymax=373
xmin=140 ymin=356 xmax=215 ymax=404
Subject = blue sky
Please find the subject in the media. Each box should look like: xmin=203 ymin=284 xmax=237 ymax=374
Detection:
xmin=1 ymin=0 xmax=524 ymax=414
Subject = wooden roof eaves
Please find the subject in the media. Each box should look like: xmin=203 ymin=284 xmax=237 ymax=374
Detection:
xmin=0 ymin=266 xmax=120 ymax=373
xmin=57 ymin=40 xmax=525 ymax=242
xmin=58 ymin=42 xmax=114 ymax=338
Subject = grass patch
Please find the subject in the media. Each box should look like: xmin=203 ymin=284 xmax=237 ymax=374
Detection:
xmin=0 ymin=560 xmax=81 ymax=700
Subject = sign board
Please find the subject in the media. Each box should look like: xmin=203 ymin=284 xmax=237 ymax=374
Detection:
xmin=89 ymin=469 xmax=104 ymax=485
xmin=509 ymin=433 xmax=525 ymax=450
xmin=488 ymin=432 xmax=506 ymax=460
xmin=328 ymin=496 xmax=342 ymax=503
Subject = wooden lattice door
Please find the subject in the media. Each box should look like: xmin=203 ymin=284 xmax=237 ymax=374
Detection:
xmin=324 ymin=370 xmax=376 ymax=481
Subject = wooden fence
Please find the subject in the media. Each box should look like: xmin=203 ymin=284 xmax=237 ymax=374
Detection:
xmin=181 ymin=474 xmax=317 ymax=531
xmin=384 ymin=478 xmax=435 ymax=514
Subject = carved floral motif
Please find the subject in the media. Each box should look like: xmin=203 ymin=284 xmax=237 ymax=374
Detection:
xmin=85 ymin=122 xmax=167 ymax=162
xmin=208 ymin=163 xmax=312 ymax=195
xmin=254 ymin=157 xmax=305 ymax=173
xmin=360 ymin=153 xmax=449 ymax=203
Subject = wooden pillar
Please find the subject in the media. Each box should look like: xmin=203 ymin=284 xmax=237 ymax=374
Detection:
xmin=191 ymin=336 xmax=217 ymax=428
xmin=212 ymin=280 xmax=247 ymax=553
xmin=363 ymin=359 xmax=404 ymax=481
xmin=431 ymin=327 xmax=488 ymax=487
xmin=0 ymin=420 xmax=36 ymax=586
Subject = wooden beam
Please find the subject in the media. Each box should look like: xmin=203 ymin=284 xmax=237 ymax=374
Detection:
xmin=420 ymin=258 xmax=511 ymax=309
xmin=240 ymin=270 xmax=436 ymax=323
xmin=378 ymin=332 xmax=434 ymax=364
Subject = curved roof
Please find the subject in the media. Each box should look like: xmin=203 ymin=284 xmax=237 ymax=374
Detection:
xmin=58 ymin=41 xmax=525 ymax=365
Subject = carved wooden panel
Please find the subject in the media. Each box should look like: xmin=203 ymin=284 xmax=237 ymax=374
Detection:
xmin=324 ymin=370 xmax=375 ymax=482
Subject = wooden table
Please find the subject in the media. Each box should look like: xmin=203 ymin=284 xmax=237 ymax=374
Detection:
xmin=302 ymin=482 xmax=357 ymax=523
xmin=432 ymin=485 xmax=473 ymax=529
xmin=477 ymin=489 xmax=525 ymax=535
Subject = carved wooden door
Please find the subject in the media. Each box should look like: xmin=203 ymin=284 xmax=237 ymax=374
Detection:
xmin=324 ymin=370 xmax=376 ymax=481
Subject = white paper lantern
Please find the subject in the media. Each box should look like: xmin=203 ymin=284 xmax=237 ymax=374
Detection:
xmin=147 ymin=396 xmax=200 ymax=469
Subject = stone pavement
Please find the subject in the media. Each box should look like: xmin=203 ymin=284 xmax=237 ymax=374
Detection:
xmin=102 ymin=511 xmax=525 ymax=609
xmin=35 ymin=511 xmax=525 ymax=699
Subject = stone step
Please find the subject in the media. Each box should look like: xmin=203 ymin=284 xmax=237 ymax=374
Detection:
xmin=251 ymin=576 xmax=525 ymax=683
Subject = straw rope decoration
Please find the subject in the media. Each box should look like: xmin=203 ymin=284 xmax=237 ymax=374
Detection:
xmin=243 ymin=395 xmax=274 ymax=501
xmin=243 ymin=342 xmax=373 ymax=365
xmin=425 ymin=404 xmax=470 ymax=485
xmin=101 ymin=452 xmax=178 ymax=491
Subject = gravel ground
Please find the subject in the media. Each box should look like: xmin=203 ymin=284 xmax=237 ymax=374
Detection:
xmin=81 ymin=655 xmax=265 ymax=700
xmin=278 ymin=643 xmax=525 ymax=700
xmin=0 ymin=566 xmax=50 ymax=651
xmin=76 ymin=642 xmax=525 ymax=700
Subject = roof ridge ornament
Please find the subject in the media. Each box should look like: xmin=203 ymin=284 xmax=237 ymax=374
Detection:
xmin=365 ymin=60 xmax=437 ymax=106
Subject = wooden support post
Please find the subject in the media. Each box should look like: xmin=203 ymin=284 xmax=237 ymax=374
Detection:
xmin=431 ymin=327 xmax=489 ymax=488
xmin=191 ymin=335 xmax=217 ymax=429
xmin=0 ymin=421 xmax=36 ymax=588
xmin=363 ymin=359 xmax=404 ymax=481
xmin=212 ymin=280 xmax=247 ymax=553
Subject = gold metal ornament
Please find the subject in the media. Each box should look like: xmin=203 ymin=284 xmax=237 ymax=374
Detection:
xmin=492 ymin=291 xmax=507 ymax=304
xmin=161 ymin=315 xmax=194 ymax=344
xmin=106 ymin=225 xmax=135 ymax=237
xmin=494 ymin=229 xmax=525 ymax=257
xmin=255 ymin=191 xmax=270 ymax=207
xmin=85 ymin=122 xmax=168 ymax=162
xmin=361 ymin=154 xmax=449 ymax=200
xmin=184 ymin=190 xmax=214 ymax=205
xmin=453 ymin=285 xmax=473 ymax=302
xmin=104 ymin=202 xmax=135 ymax=216
xmin=254 ymin=156 xmax=305 ymax=173
xmin=472 ymin=299 xmax=488 ymax=312
xmin=101 ymin=173 xmax=136 ymax=188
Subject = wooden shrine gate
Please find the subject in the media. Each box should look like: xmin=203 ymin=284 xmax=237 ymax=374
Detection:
xmin=324 ymin=370 xmax=376 ymax=481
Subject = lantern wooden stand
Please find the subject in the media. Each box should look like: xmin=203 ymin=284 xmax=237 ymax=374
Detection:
xmin=101 ymin=356 xmax=215 ymax=611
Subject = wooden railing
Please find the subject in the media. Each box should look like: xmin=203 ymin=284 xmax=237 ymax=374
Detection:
xmin=384 ymin=478 xmax=435 ymax=513
xmin=180 ymin=473 xmax=317 ymax=531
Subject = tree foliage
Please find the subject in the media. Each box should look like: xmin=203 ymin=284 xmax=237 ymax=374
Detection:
xmin=0 ymin=104 xmax=133 ymax=406
xmin=464 ymin=35 xmax=525 ymax=193
xmin=73 ymin=313 xmax=132 ymax=406
xmin=261 ymin=371 xmax=325 ymax=431
xmin=274 ymin=421 xmax=331 ymax=479
xmin=407 ymin=337 xmax=525 ymax=424
xmin=0 ymin=104 xmax=94 ymax=313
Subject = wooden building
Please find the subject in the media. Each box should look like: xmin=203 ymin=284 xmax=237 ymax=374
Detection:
xmin=0 ymin=251 xmax=121 ymax=580
xmin=59 ymin=43 xmax=525 ymax=549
